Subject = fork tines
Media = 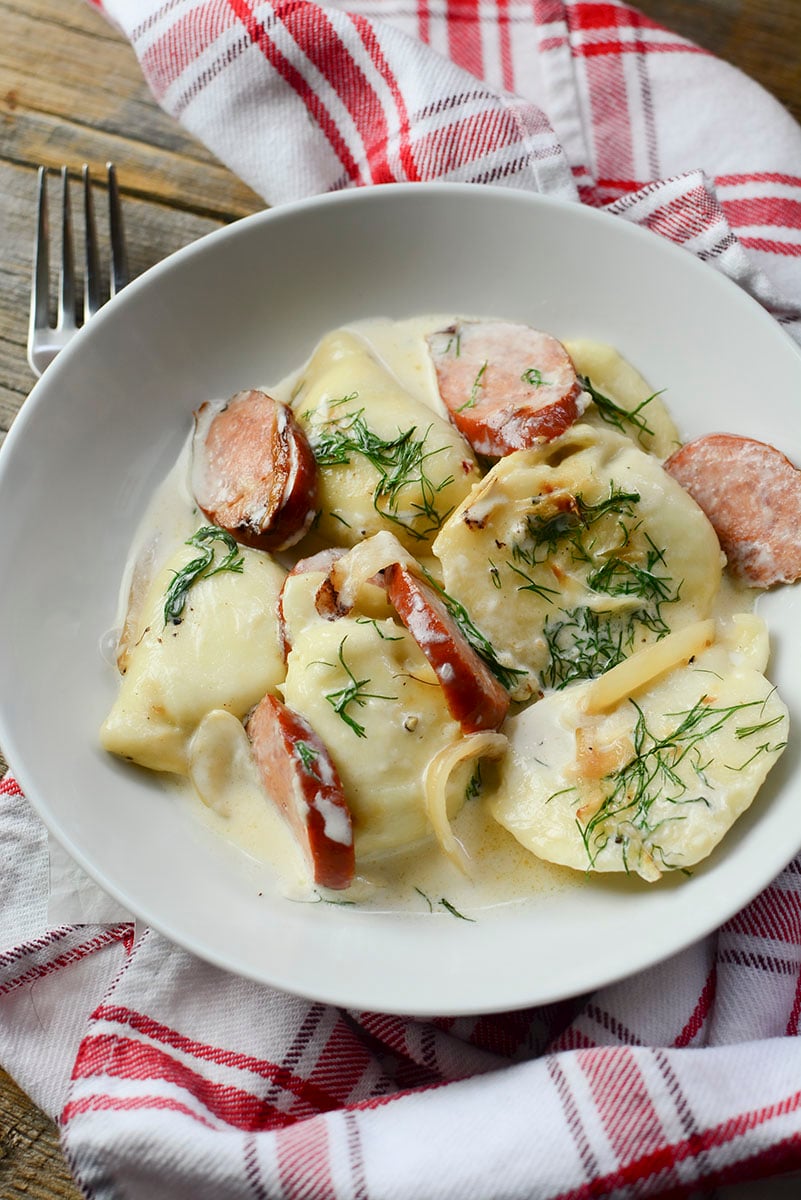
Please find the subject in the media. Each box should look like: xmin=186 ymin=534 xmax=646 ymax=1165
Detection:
xmin=28 ymin=163 xmax=129 ymax=377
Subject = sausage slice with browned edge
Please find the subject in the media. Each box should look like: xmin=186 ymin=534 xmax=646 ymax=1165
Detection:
xmin=664 ymin=434 xmax=801 ymax=588
xmin=192 ymin=390 xmax=318 ymax=552
xmin=384 ymin=563 xmax=509 ymax=732
xmin=427 ymin=321 xmax=587 ymax=458
xmin=247 ymin=694 xmax=355 ymax=890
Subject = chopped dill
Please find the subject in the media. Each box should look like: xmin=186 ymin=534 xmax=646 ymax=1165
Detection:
xmin=578 ymin=695 xmax=777 ymax=872
xmin=321 ymin=636 xmax=396 ymax=738
xmin=439 ymin=898 xmax=475 ymax=922
xmin=308 ymin=408 xmax=453 ymax=541
xmin=444 ymin=330 xmax=462 ymax=358
xmin=294 ymin=741 xmax=320 ymax=776
xmin=415 ymin=886 xmax=434 ymax=911
xmin=465 ymin=761 xmax=483 ymax=801
xmin=543 ymin=605 xmax=629 ymax=690
xmin=163 ymin=526 xmax=244 ymax=625
xmin=579 ymin=374 xmax=661 ymax=443
xmin=512 ymin=484 xmax=641 ymax=569
xmin=457 ymin=359 xmax=488 ymax=412
xmin=505 ymin=560 xmax=560 ymax=603
xmin=503 ymin=483 xmax=680 ymax=687
xmin=355 ymin=617 xmax=404 ymax=641
xmin=521 ymin=367 xmax=552 ymax=388
xmin=420 ymin=569 xmax=525 ymax=692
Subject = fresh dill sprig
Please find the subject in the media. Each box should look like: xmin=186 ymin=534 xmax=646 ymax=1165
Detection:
xmin=579 ymin=374 xmax=660 ymax=443
xmin=521 ymin=367 xmax=552 ymax=388
xmin=322 ymin=636 xmax=396 ymax=738
xmin=420 ymin=569 xmax=525 ymax=692
xmin=355 ymin=617 xmax=404 ymax=641
xmin=505 ymin=560 xmax=560 ymax=603
xmin=294 ymin=741 xmax=320 ymax=776
xmin=512 ymin=485 xmax=641 ymax=568
xmin=439 ymin=898 xmax=475 ymax=922
xmin=542 ymin=605 xmax=629 ymax=690
xmin=578 ymin=696 xmax=774 ymax=872
xmin=309 ymin=408 xmax=453 ymax=540
xmin=163 ymin=526 xmax=244 ymax=625
xmin=457 ymin=360 xmax=488 ymax=412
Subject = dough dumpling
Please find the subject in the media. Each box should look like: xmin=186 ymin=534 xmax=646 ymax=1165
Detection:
xmin=564 ymin=339 xmax=680 ymax=458
xmin=281 ymin=577 xmax=469 ymax=859
xmin=433 ymin=424 xmax=724 ymax=700
xmin=293 ymin=330 xmax=480 ymax=551
xmin=490 ymin=617 xmax=788 ymax=880
xmin=101 ymin=535 xmax=286 ymax=774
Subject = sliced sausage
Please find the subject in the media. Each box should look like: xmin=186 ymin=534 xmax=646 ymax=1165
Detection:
xmin=427 ymin=321 xmax=587 ymax=458
xmin=664 ymin=433 xmax=801 ymax=588
xmin=247 ymin=694 xmax=355 ymax=890
xmin=277 ymin=547 xmax=348 ymax=659
xmin=192 ymin=390 xmax=318 ymax=552
xmin=384 ymin=563 xmax=509 ymax=732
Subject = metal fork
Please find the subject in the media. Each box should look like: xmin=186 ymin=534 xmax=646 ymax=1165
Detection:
xmin=27 ymin=163 xmax=129 ymax=377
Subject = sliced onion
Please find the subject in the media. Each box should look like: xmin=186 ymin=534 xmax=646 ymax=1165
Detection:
xmin=423 ymin=732 xmax=507 ymax=873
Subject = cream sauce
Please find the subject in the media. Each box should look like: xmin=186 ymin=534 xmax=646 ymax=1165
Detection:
xmin=105 ymin=315 xmax=761 ymax=914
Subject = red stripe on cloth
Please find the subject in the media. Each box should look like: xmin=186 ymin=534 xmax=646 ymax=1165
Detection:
xmin=568 ymin=1 xmax=663 ymax=32
xmin=722 ymin=197 xmax=801 ymax=230
xmin=579 ymin=1048 xmax=666 ymax=1165
xmin=278 ymin=1 xmax=394 ymax=183
xmin=416 ymin=0 xmax=430 ymax=43
xmin=787 ymin=972 xmax=801 ymax=1036
xmin=575 ymin=40 xmax=706 ymax=58
xmin=305 ymin=1016 xmax=381 ymax=1103
xmin=277 ymin=1118 xmax=336 ymax=1200
xmin=740 ymin=237 xmax=801 ymax=257
xmin=72 ymin=1034 xmax=299 ymax=1131
xmin=0 ymin=928 xmax=130 ymax=997
xmin=412 ymin=107 xmax=516 ymax=178
xmin=0 ymin=775 xmax=23 ymax=796
xmin=0 ymin=927 xmax=74 ymax=970
xmin=496 ymin=0 xmax=515 ymax=93
xmin=227 ymin=0 xmax=364 ymax=185
xmin=583 ymin=51 xmax=634 ymax=183
xmin=725 ymin=885 xmax=801 ymax=944
xmin=553 ymin=1086 xmax=801 ymax=1200
xmin=62 ymin=1092 xmax=217 ymax=1129
xmin=90 ymin=1004 xmax=346 ymax=1114
xmin=673 ymin=967 xmax=717 ymax=1048
xmin=716 ymin=173 xmax=801 ymax=188
xmin=534 ymin=0 xmax=567 ymax=23
xmin=140 ymin=3 xmax=239 ymax=100
xmin=446 ymin=0 xmax=483 ymax=79
xmin=349 ymin=13 xmax=420 ymax=181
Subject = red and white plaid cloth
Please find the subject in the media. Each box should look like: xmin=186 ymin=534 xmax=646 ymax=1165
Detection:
xmin=4 ymin=1 xmax=801 ymax=1196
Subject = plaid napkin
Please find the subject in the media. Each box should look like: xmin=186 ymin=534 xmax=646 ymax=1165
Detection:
xmin=4 ymin=1 xmax=801 ymax=1196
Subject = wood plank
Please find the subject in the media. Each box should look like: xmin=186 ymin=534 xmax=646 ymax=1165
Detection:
xmin=0 ymin=1068 xmax=81 ymax=1200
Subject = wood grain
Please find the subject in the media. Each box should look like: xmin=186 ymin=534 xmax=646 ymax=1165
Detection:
xmin=0 ymin=0 xmax=799 ymax=1196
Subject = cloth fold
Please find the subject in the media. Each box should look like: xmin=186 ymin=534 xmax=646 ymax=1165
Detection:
xmin=4 ymin=0 xmax=801 ymax=1195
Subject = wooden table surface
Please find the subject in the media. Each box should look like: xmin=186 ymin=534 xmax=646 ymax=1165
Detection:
xmin=1 ymin=0 xmax=799 ymax=1194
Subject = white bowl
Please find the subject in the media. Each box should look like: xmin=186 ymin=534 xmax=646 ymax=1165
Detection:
xmin=1 ymin=183 xmax=800 ymax=1015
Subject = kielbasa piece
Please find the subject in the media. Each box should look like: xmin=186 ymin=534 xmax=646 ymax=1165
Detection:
xmin=384 ymin=563 xmax=509 ymax=732
xmin=427 ymin=321 xmax=587 ymax=458
xmin=192 ymin=390 xmax=318 ymax=552
xmin=665 ymin=434 xmax=801 ymax=588
xmin=247 ymin=694 xmax=355 ymax=890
